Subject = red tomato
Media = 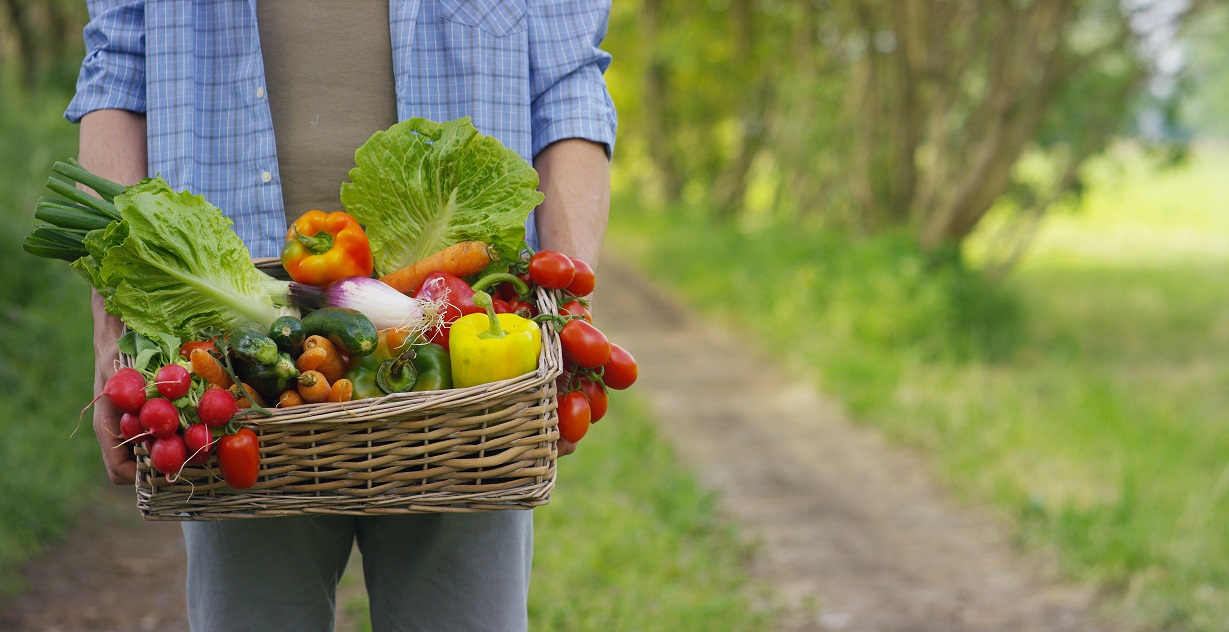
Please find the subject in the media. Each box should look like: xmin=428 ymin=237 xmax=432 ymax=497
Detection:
xmin=602 ymin=344 xmax=638 ymax=390
xmin=508 ymin=299 xmax=535 ymax=318
xmin=528 ymin=250 xmax=575 ymax=289
xmin=178 ymin=339 xmax=217 ymax=361
xmin=492 ymin=298 xmax=512 ymax=314
xmin=566 ymin=258 xmax=596 ymax=296
xmin=579 ymin=378 xmax=608 ymax=422
xmin=497 ymin=281 xmax=520 ymax=302
xmin=557 ymin=391 xmax=591 ymax=443
xmin=217 ymin=427 xmax=261 ymax=489
xmin=560 ymin=299 xmax=592 ymax=323
xmin=560 ymin=320 xmax=610 ymax=368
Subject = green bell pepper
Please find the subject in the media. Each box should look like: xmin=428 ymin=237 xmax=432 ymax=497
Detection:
xmin=345 ymin=346 xmax=388 ymax=400
xmin=409 ymin=343 xmax=453 ymax=391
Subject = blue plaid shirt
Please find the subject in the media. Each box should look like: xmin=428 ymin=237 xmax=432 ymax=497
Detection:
xmin=66 ymin=1 xmax=617 ymax=257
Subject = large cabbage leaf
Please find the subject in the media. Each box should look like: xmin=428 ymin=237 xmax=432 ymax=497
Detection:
xmin=94 ymin=178 xmax=289 ymax=339
xmin=341 ymin=117 xmax=544 ymax=276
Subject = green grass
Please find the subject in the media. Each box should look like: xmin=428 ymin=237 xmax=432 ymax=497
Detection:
xmin=0 ymin=85 xmax=100 ymax=593
xmin=608 ymin=144 xmax=1229 ymax=630
xmin=337 ymin=396 xmax=772 ymax=631
xmin=529 ymin=397 xmax=770 ymax=631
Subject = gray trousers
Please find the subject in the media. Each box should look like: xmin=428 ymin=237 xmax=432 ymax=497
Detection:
xmin=181 ymin=511 xmax=533 ymax=632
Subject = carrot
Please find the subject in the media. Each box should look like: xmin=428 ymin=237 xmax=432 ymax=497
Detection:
xmin=297 ymin=370 xmax=330 ymax=404
xmin=230 ymin=383 xmax=267 ymax=409
xmin=191 ymin=348 xmax=233 ymax=389
xmin=299 ymin=336 xmax=348 ymax=383
xmin=379 ymin=240 xmax=494 ymax=294
xmin=278 ymin=389 xmax=305 ymax=408
xmin=327 ymin=378 xmax=353 ymax=403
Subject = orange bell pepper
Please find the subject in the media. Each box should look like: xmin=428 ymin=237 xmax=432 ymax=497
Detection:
xmin=281 ymin=210 xmax=374 ymax=286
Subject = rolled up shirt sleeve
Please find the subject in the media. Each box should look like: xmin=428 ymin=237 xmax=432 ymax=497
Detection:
xmin=527 ymin=0 xmax=618 ymax=160
xmin=64 ymin=0 xmax=147 ymax=123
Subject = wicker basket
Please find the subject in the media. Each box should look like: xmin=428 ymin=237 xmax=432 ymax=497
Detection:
xmin=132 ymin=259 xmax=562 ymax=520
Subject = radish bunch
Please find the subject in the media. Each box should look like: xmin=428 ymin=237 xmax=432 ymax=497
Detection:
xmin=98 ymin=356 xmax=244 ymax=482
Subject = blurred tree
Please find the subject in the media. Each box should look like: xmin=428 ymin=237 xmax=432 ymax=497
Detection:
xmin=607 ymin=0 xmax=1213 ymax=263
xmin=0 ymin=0 xmax=86 ymax=89
xmin=1177 ymin=3 xmax=1229 ymax=138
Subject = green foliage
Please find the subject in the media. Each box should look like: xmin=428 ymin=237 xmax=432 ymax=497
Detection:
xmin=1177 ymin=5 xmax=1229 ymax=138
xmin=613 ymin=145 xmax=1229 ymax=629
xmin=609 ymin=204 xmax=1022 ymax=415
xmin=607 ymin=0 xmax=1215 ymax=259
xmin=0 ymin=83 xmax=100 ymax=592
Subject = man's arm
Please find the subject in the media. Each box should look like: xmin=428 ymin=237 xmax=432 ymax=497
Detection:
xmin=534 ymin=138 xmax=610 ymax=456
xmin=80 ymin=109 xmax=147 ymax=484
xmin=533 ymin=138 xmax=610 ymax=268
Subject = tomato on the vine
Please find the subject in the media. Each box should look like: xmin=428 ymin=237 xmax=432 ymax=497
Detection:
xmin=558 ymin=391 xmax=591 ymax=443
xmin=602 ymin=343 xmax=638 ymax=390
xmin=178 ymin=339 xmax=217 ymax=361
xmin=579 ymin=378 xmax=608 ymax=422
xmin=560 ymin=319 xmax=610 ymax=368
xmin=560 ymin=299 xmax=592 ymax=323
xmin=528 ymin=250 xmax=575 ymax=289
xmin=566 ymin=258 xmax=596 ymax=296
xmin=217 ymin=427 xmax=261 ymax=489
xmin=508 ymin=299 xmax=535 ymax=318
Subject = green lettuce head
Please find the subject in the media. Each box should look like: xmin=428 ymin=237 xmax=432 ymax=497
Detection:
xmin=341 ymin=117 xmax=544 ymax=277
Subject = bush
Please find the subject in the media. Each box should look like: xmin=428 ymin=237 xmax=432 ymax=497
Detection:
xmin=0 ymin=85 xmax=100 ymax=592
xmin=609 ymin=206 xmax=1024 ymax=415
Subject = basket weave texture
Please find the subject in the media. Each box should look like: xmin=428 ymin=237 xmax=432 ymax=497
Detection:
xmin=133 ymin=259 xmax=562 ymax=520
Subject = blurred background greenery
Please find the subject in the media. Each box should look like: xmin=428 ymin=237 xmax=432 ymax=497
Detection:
xmin=3 ymin=1 xmax=1228 ymax=629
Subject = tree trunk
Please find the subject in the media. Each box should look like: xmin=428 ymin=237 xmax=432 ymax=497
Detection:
xmin=640 ymin=0 xmax=684 ymax=203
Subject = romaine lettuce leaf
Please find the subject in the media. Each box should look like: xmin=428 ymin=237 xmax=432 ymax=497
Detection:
xmin=340 ymin=117 xmax=544 ymax=277
xmin=96 ymin=178 xmax=290 ymax=339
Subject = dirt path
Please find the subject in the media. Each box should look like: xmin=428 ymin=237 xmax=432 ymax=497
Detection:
xmin=596 ymin=259 xmax=1123 ymax=632
xmin=0 ymin=259 xmax=1123 ymax=631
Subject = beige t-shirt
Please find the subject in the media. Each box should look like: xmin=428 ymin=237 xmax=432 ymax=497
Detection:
xmin=257 ymin=0 xmax=398 ymax=229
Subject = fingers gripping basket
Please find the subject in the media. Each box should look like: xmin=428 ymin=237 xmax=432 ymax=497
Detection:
xmin=133 ymin=260 xmax=563 ymax=520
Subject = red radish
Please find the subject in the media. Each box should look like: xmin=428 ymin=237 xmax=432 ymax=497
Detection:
xmin=149 ymin=434 xmax=188 ymax=478
xmin=139 ymin=398 xmax=181 ymax=438
xmin=119 ymin=412 xmax=149 ymax=442
xmin=183 ymin=423 xmax=214 ymax=466
xmin=155 ymin=363 xmax=192 ymax=399
xmin=198 ymin=387 xmax=239 ymax=428
xmin=85 ymin=367 xmax=148 ymax=415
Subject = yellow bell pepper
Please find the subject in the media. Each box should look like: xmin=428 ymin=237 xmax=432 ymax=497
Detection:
xmin=449 ymin=292 xmax=541 ymax=387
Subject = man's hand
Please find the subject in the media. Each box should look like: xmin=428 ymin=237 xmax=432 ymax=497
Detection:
xmin=79 ymin=109 xmax=147 ymax=484
xmin=93 ymin=292 xmax=137 ymax=484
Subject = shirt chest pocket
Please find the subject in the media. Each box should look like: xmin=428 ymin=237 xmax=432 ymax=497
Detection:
xmin=440 ymin=0 xmax=526 ymax=37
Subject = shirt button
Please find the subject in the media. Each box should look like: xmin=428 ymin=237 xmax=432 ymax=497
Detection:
xmin=256 ymin=86 xmax=265 ymax=99
xmin=260 ymin=171 xmax=272 ymax=183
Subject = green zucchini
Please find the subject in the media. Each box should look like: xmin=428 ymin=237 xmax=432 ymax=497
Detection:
xmin=236 ymin=352 xmax=299 ymax=400
xmin=232 ymin=322 xmax=280 ymax=366
xmin=268 ymin=315 xmax=305 ymax=355
xmin=301 ymin=307 xmax=379 ymax=357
